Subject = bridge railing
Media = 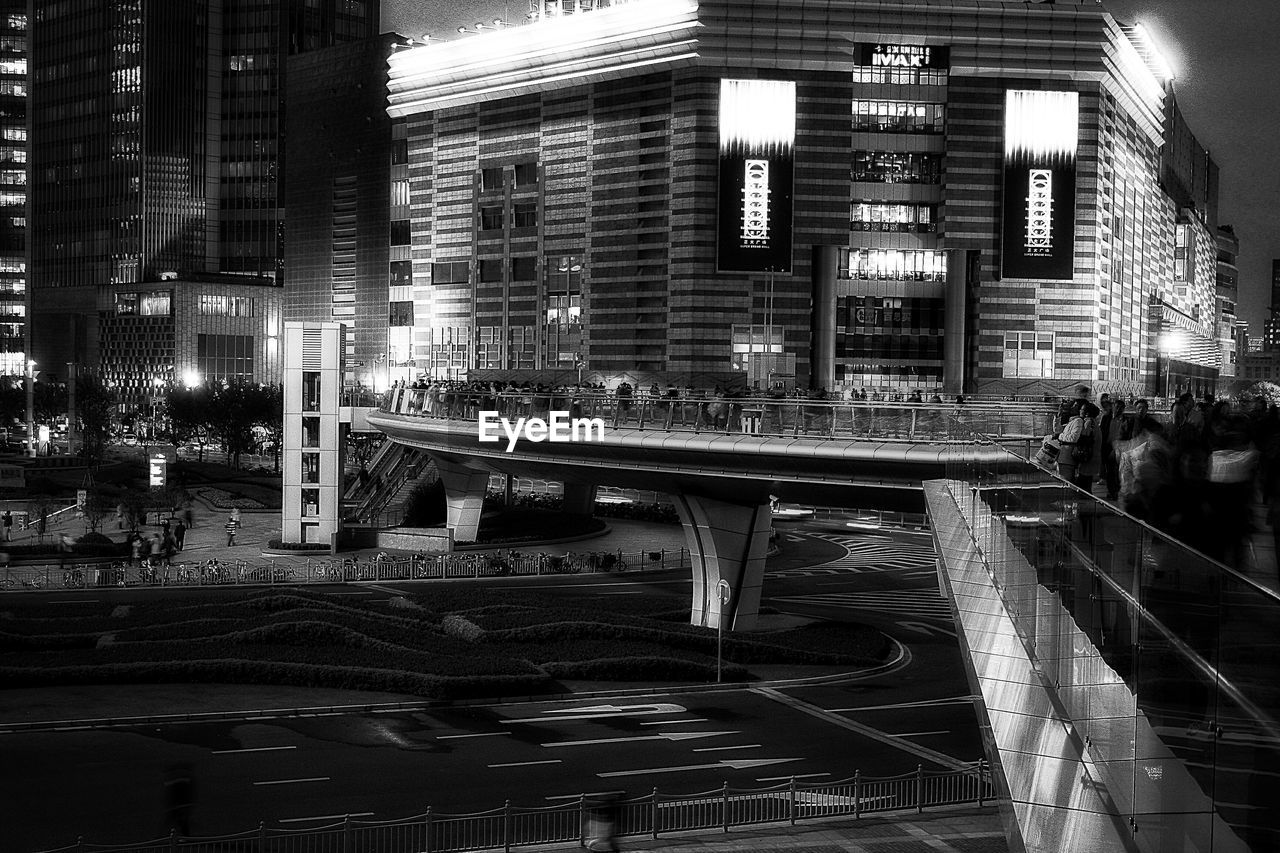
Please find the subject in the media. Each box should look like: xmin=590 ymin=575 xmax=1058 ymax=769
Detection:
xmin=34 ymin=763 xmax=992 ymax=853
xmin=380 ymin=389 xmax=1057 ymax=443
xmin=942 ymin=420 xmax=1280 ymax=850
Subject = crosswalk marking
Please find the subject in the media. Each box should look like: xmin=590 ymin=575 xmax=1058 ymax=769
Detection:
xmin=770 ymin=590 xmax=953 ymax=620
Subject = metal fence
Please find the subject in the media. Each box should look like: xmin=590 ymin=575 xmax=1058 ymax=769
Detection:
xmin=36 ymin=763 xmax=993 ymax=853
xmin=382 ymin=389 xmax=1056 ymax=443
xmin=1 ymin=548 xmax=692 ymax=592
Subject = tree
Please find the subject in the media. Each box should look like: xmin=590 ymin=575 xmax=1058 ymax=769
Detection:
xmin=256 ymin=383 xmax=284 ymax=473
xmin=75 ymin=374 xmax=117 ymax=468
xmin=1246 ymin=381 xmax=1280 ymax=409
xmin=32 ymin=379 xmax=67 ymax=423
xmin=80 ymin=491 xmax=115 ymax=534
xmin=166 ymin=385 xmax=214 ymax=462
xmin=208 ymin=380 xmax=258 ymax=469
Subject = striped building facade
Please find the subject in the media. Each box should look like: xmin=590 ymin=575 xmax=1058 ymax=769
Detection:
xmin=386 ymin=0 xmax=1220 ymax=398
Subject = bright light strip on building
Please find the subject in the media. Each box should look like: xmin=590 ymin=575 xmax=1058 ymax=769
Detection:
xmin=1131 ymin=23 xmax=1176 ymax=81
xmin=1003 ymin=90 xmax=1079 ymax=165
xmin=718 ymin=79 xmax=796 ymax=158
xmin=388 ymin=0 xmax=699 ymax=116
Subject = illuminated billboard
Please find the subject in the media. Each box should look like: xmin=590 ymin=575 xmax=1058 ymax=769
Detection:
xmin=853 ymin=44 xmax=950 ymax=69
xmin=1000 ymin=90 xmax=1079 ymax=281
xmin=717 ymin=78 xmax=795 ymax=273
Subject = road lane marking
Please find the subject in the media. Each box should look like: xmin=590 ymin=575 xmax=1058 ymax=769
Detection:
xmin=489 ymin=759 xmax=562 ymax=768
xmin=326 ymin=591 xmax=375 ymax=596
xmin=253 ymin=777 xmax=330 ymax=786
xmin=757 ymin=772 xmax=830 ymax=782
xmin=280 ymin=812 xmax=374 ymax=823
xmin=827 ymin=696 xmax=978 ymax=713
xmin=50 ymin=599 xmax=101 ymax=603
xmin=502 ymin=703 xmax=686 ymax=724
xmin=640 ymin=718 xmax=707 ymax=726
xmin=598 ymin=758 xmax=800 ymax=778
xmin=693 ymin=744 xmax=761 ymax=752
xmin=545 ymin=791 xmax=626 ymax=802
xmin=213 ymin=745 xmax=297 ymax=755
xmin=542 ymin=731 xmax=735 ymax=748
xmin=895 ymin=730 xmax=950 ymax=738
xmin=438 ymin=732 xmax=512 ymax=740
xmin=751 ymin=687 xmax=970 ymax=772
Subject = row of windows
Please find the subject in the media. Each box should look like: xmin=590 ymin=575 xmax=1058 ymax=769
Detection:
xmin=197 ymin=333 xmax=254 ymax=383
xmin=852 ymin=152 xmax=942 ymax=184
xmin=1003 ymin=332 xmax=1054 ymax=378
xmin=851 ymin=202 xmax=936 ymax=232
xmin=199 ymin=295 xmax=255 ymax=317
xmin=432 ymin=255 xmax=582 ymax=287
xmin=842 ymin=297 xmax=943 ymax=332
xmin=480 ymin=204 xmax=537 ymax=231
xmin=840 ymin=335 xmax=943 ymax=361
xmin=481 ymin=163 xmax=538 ymax=192
xmin=852 ymin=67 xmax=947 ymax=86
xmin=839 ymin=249 xmax=948 ymax=282
xmin=851 ymin=100 xmax=944 ymax=133
xmin=115 ymin=290 xmax=172 ymax=317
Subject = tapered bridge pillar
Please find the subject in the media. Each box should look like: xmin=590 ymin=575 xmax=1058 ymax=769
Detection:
xmin=673 ymin=494 xmax=772 ymax=631
xmin=431 ymin=454 xmax=490 ymax=543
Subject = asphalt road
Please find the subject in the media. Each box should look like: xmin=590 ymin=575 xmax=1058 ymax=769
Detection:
xmin=3 ymin=521 xmax=988 ymax=851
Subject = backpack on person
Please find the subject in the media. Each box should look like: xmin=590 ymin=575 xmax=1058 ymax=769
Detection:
xmin=1071 ymin=417 xmax=1096 ymax=464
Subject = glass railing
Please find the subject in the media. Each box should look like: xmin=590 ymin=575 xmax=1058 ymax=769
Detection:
xmin=378 ymin=389 xmax=1057 ymax=443
xmin=941 ymin=418 xmax=1280 ymax=852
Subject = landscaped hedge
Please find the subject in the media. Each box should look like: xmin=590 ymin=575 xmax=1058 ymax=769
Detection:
xmin=0 ymin=584 xmax=891 ymax=696
xmin=265 ymin=539 xmax=331 ymax=552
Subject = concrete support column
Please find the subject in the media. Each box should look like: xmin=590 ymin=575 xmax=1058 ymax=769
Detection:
xmin=810 ymin=245 xmax=839 ymax=392
xmin=562 ymin=482 xmax=597 ymax=516
xmin=673 ymin=494 xmax=773 ymax=631
xmin=431 ymin=454 xmax=490 ymax=543
xmin=943 ymin=249 xmax=969 ymax=396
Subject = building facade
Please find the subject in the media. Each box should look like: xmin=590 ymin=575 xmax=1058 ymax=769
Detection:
xmin=386 ymin=0 xmax=1221 ymax=398
xmin=1215 ymin=225 xmax=1240 ymax=382
xmin=0 ymin=1 xmax=24 ymax=377
xmin=96 ymin=274 xmax=282 ymax=413
xmin=26 ymin=0 xmax=377 ymax=378
xmin=283 ymin=33 xmax=403 ymax=392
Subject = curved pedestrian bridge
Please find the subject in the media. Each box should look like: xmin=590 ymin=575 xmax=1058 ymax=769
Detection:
xmin=367 ymin=390 xmax=1053 ymax=633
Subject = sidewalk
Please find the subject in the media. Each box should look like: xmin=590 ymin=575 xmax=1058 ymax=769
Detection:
xmin=158 ymin=497 xmax=689 ymax=568
xmin=532 ymin=806 xmax=1007 ymax=853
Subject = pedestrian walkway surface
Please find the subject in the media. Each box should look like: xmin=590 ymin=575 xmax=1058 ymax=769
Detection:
xmin=533 ymin=807 xmax=1008 ymax=853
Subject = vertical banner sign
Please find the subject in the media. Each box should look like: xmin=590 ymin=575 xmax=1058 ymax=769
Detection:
xmin=1000 ymin=90 xmax=1079 ymax=280
xmin=717 ymin=79 xmax=796 ymax=273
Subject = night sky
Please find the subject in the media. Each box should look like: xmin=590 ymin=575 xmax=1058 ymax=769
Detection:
xmin=383 ymin=0 xmax=1280 ymax=334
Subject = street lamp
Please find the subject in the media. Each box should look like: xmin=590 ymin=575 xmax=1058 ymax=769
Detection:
xmin=25 ymin=358 xmax=35 ymax=458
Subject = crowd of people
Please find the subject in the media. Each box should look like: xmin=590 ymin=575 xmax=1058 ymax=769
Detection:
xmin=1040 ymin=384 xmax=1276 ymax=569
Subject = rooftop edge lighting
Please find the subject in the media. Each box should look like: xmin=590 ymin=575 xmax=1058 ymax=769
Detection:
xmin=1130 ymin=22 xmax=1176 ymax=82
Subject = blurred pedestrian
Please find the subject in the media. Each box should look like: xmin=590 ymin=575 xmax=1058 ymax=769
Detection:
xmin=183 ymin=506 xmax=194 ymax=529
xmin=2 ymin=508 xmax=10 ymax=541
xmin=174 ymin=519 xmax=187 ymax=551
xmin=162 ymin=764 xmax=196 ymax=836
xmin=225 ymin=516 xmax=239 ymax=547
xmin=586 ymin=793 xmax=623 ymax=852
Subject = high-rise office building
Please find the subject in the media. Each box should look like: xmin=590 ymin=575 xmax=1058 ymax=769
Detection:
xmin=387 ymin=0 xmax=1223 ymax=398
xmin=1215 ymin=225 xmax=1239 ymax=381
xmin=0 ymin=1 xmax=24 ymax=377
xmin=26 ymin=0 xmax=377 ymax=380
xmin=283 ymin=33 xmax=403 ymax=390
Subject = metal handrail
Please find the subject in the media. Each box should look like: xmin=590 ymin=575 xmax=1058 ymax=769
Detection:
xmin=32 ymin=762 xmax=993 ymax=853
xmin=378 ymin=389 xmax=1056 ymax=443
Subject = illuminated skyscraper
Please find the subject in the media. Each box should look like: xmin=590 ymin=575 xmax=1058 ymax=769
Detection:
xmin=0 ymin=0 xmax=24 ymax=376
xmin=26 ymin=0 xmax=377 ymax=378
